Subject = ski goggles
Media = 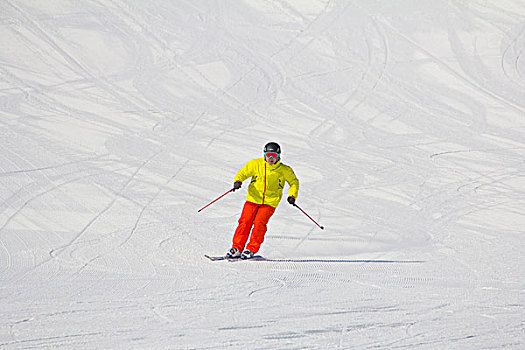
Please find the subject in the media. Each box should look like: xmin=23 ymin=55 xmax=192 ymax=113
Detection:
xmin=264 ymin=152 xmax=280 ymax=159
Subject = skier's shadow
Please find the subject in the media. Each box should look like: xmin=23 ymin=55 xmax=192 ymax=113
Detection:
xmin=252 ymin=257 xmax=425 ymax=263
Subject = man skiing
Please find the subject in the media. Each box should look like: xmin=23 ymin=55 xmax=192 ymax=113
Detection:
xmin=227 ymin=142 xmax=299 ymax=259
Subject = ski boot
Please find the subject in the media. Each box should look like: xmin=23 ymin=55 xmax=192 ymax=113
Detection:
xmin=226 ymin=247 xmax=241 ymax=258
xmin=241 ymin=250 xmax=254 ymax=259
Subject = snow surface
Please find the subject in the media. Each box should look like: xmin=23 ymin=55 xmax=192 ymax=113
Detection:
xmin=1 ymin=0 xmax=524 ymax=349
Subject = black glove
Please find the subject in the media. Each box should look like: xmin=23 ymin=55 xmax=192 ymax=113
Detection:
xmin=233 ymin=181 xmax=242 ymax=192
xmin=287 ymin=196 xmax=296 ymax=205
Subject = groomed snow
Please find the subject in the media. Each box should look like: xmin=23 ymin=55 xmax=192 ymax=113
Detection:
xmin=0 ymin=0 xmax=523 ymax=348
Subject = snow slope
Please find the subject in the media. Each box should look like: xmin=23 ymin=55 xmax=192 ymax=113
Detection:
xmin=0 ymin=0 xmax=523 ymax=348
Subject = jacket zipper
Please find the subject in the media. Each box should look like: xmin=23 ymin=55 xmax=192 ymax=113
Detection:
xmin=262 ymin=162 xmax=267 ymax=205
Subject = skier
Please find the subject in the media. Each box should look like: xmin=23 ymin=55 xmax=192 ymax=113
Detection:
xmin=227 ymin=142 xmax=299 ymax=259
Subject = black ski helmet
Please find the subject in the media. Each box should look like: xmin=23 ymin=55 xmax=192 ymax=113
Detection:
xmin=264 ymin=142 xmax=281 ymax=154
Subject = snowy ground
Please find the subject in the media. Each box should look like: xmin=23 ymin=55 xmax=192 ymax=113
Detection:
xmin=1 ymin=0 xmax=524 ymax=349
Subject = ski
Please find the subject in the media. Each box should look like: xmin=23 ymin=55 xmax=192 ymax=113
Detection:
xmin=204 ymin=254 xmax=229 ymax=261
xmin=204 ymin=254 xmax=264 ymax=261
xmin=228 ymin=255 xmax=265 ymax=262
xmin=204 ymin=254 xmax=235 ymax=261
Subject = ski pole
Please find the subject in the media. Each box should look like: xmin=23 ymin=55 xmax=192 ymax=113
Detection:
xmin=198 ymin=188 xmax=234 ymax=212
xmin=294 ymin=203 xmax=324 ymax=230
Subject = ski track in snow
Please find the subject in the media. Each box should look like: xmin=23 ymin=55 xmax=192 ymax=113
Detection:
xmin=0 ymin=0 xmax=524 ymax=349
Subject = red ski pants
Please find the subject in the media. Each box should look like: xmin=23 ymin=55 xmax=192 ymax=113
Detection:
xmin=232 ymin=201 xmax=276 ymax=254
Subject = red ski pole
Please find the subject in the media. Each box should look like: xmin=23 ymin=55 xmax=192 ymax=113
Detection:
xmin=198 ymin=188 xmax=234 ymax=212
xmin=294 ymin=203 xmax=324 ymax=230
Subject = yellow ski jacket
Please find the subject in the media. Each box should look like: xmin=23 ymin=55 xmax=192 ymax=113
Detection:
xmin=234 ymin=158 xmax=299 ymax=208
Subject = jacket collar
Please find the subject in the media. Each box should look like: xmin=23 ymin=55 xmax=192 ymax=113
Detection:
xmin=263 ymin=157 xmax=281 ymax=169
